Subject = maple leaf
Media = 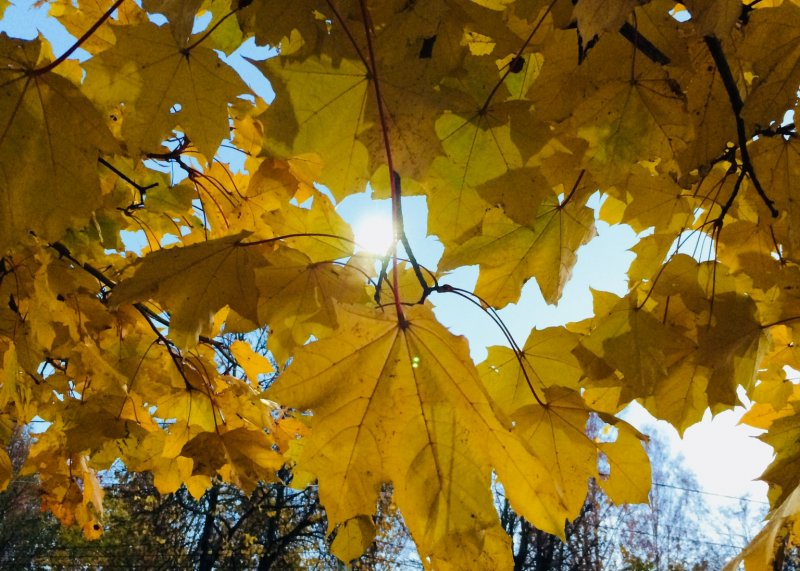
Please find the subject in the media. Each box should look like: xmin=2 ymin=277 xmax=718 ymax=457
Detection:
xmin=180 ymin=427 xmax=283 ymax=493
xmin=568 ymin=36 xmax=690 ymax=184
xmin=270 ymin=303 xmax=571 ymax=564
xmin=83 ymin=21 xmax=249 ymax=160
xmin=0 ymin=35 xmax=119 ymax=253
xmin=229 ymin=339 xmax=273 ymax=386
xmin=111 ymin=232 xmax=267 ymax=348
xmin=479 ymin=325 xmax=585 ymax=413
xmin=258 ymin=53 xmax=372 ymax=201
xmin=49 ymin=0 xmax=148 ymax=55
xmin=573 ymin=0 xmax=640 ymax=42
xmin=581 ymin=292 xmax=694 ymax=399
xmin=330 ymin=515 xmax=376 ymax=564
xmin=738 ymin=2 xmax=800 ymax=130
xmin=440 ymin=197 xmax=596 ymax=306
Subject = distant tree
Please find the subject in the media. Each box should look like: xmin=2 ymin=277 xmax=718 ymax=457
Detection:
xmin=500 ymin=478 xmax=604 ymax=571
xmin=65 ymin=471 xmax=333 ymax=569
xmin=609 ymin=434 xmax=727 ymax=571
xmin=0 ymin=443 xmax=419 ymax=570
xmin=0 ymin=427 xmax=59 ymax=569
xmin=499 ymin=429 xmax=736 ymax=571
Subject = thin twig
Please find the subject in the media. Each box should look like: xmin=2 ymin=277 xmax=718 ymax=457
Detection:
xmin=392 ymin=172 xmax=430 ymax=298
xmin=480 ymin=0 xmax=558 ymax=114
xmin=374 ymin=254 xmax=390 ymax=305
xmin=560 ymin=170 xmax=585 ymax=208
xmin=34 ymin=0 xmax=126 ymax=76
xmin=713 ymin=166 xmax=747 ymax=231
xmin=49 ymin=242 xmax=116 ymax=289
xmin=704 ymin=35 xmax=779 ymax=217
xmin=98 ymin=157 xmax=158 ymax=202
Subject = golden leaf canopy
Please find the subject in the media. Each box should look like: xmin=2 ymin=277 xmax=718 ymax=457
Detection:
xmin=1 ymin=0 xmax=800 ymax=568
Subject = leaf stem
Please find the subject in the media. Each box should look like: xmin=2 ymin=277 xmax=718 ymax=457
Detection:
xmin=560 ymin=169 xmax=585 ymax=208
xmin=761 ymin=316 xmax=800 ymax=330
xmin=357 ymin=0 xmax=406 ymax=325
xmin=479 ymin=0 xmax=557 ymax=114
xmin=33 ymin=0 xmax=126 ymax=76
xmin=240 ymin=232 xmax=356 ymax=247
xmin=435 ymin=285 xmax=547 ymax=407
xmin=392 ymin=172 xmax=431 ymax=298
xmin=183 ymin=8 xmax=237 ymax=53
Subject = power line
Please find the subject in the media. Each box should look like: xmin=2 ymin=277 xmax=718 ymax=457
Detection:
xmin=599 ymin=524 xmax=745 ymax=551
xmin=652 ymin=481 xmax=769 ymax=505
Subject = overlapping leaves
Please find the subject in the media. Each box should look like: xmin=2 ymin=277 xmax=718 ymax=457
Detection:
xmin=3 ymin=0 xmax=800 ymax=569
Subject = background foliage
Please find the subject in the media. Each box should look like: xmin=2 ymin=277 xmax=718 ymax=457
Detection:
xmin=0 ymin=428 xmax=753 ymax=570
xmin=2 ymin=0 xmax=800 ymax=568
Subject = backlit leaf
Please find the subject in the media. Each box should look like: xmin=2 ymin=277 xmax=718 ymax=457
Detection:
xmin=111 ymin=233 xmax=267 ymax=348
xmin=0 ymin=36 xmax=118 ymax=253
xmin=83 ymin=22 xmax=249 ymax=160
xmin=270 ymin=303 xmax=570 ymax=564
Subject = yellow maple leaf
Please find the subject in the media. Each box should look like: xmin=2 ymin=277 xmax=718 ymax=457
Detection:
xmin=111 ymin=232 xmax=266 ymax=348
xmin=269 ymin=303 xmax=570 ymax=565
xmin=581 ymin=293 xmax=695 ymax=398
xmin=258 ymin=53 xmax=372 ymax=200
xmin=83 ymin=21 xmax=249 ymax=160
xmin=739 ymin=2 xmax=800 ymax=129
xmin=230 ymin=340 xmax=274 ymax=385
xmin=330 ymin=515 xmax=376 ymax=564
xmin=440 ymin=199 xmax=596 ymax=307
xmin=0 ymin=35 xmax=119 ymax=254
xmin=569 ymin=35 xmax=689 ymax=184
xmin=573 ymin=0 xmax=639 ymax=41
xmin=181 ymin=427 xmax=283 ymax=493
xmin=479 ymin=326 xmax=584 ymax=414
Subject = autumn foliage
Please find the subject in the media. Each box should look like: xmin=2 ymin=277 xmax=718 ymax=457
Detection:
xmin=0 ymin=0 xmax=799 ymax=568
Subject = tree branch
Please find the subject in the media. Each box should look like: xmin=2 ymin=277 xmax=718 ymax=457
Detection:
xmin=704 ymin=35 xmax=779 ymax=218
xmin=618 ymin=21 xmax=670 ymax=65
xmin=33 ymin=0 xmax=126 ymax=76
xmin=98 ymin=157 xmax=158 ymax=205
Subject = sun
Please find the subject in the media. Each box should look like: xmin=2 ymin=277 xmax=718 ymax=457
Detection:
xmin=353 ymin=213 xmax=395 ymax=255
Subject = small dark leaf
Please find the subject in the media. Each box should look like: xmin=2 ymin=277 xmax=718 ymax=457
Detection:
xmin=419 ymin=35 xmax=437 ymax=59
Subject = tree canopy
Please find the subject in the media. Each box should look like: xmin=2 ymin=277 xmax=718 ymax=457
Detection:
xmin=0 ymin=0 xmax=799 ymax=568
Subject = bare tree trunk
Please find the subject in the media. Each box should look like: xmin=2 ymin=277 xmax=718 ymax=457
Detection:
xmin=514 ymin=519 xmax=531 ymax=571
xmin=197 ymin=485 xmax=220 ymax=571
